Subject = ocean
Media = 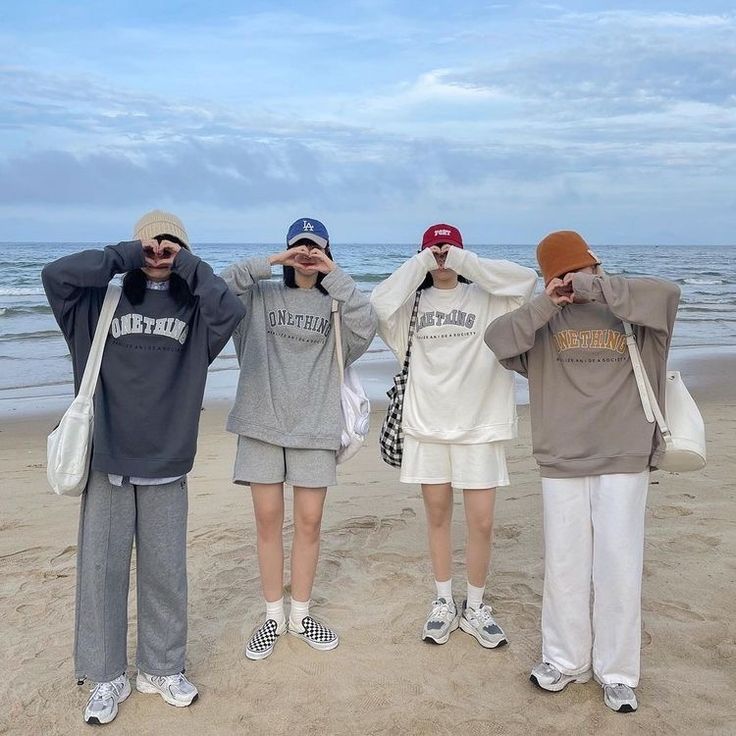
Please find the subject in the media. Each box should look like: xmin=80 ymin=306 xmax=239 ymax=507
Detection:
xmin=1 ymin=242 xmax=735 ymax=407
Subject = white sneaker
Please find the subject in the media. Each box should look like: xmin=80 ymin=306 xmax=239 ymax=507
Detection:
xmin=421 ymin=597 xmax=459 ymax=645
xmin=136 ymin=671 xmax=198 ymax=707
xmin=530 ymin=661 xmax=592 ymax=692
xmin=83 ymin=674 xmax=131 ymax=725
xmin=603 ymin=683 xmax=638 ymax=713
xmin=459 ymin=599 xmax=508 ymax=648
xmin=246 ymin=618 xmax=287 ymax=660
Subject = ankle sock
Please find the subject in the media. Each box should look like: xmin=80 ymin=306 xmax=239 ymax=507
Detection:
xmin=435 ymin=579 xmax=453 ymax=601
xmin=289 ymin=598 xmax=310 ymax=627
xmin=266 ymin=597 xmax=286 ymax=627
xmin=467 ymin=582 xmax=485 ymax=610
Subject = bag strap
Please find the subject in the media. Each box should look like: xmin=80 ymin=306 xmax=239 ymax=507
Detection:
xmin=622 ymin=321 xmax=671 ymax=439
xmin=401 ymin=291 xmax=422 ymax=374
xmin=331 ymin=299 xmax=345 ymax=385
xmin=77 ymin=283 xmax=122 ymax=400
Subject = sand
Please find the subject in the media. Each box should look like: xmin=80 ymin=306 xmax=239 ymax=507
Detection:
xmin=1 ymin=354 xmax=735 ymax=736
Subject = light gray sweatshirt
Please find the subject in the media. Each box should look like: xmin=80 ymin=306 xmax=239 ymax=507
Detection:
xmin=222 ymin=256 xmax=377 ymax=450
xmin=484 ymin=272 xmax=681 ymax=478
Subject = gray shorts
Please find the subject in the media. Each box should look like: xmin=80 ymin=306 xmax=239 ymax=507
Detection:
xmin=233 ymin=435 xmax=337 ymax=488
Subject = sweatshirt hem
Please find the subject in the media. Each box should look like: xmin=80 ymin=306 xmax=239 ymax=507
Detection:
xmin=536 ymin=454 xmax=651 ymax=478
xmin=91 ymin=454 xmax=194 ymax=478
xmin=226 ymin=418 xmax=340 ymax=451
xmin=403 ymin=421 xmax=517 ymax=444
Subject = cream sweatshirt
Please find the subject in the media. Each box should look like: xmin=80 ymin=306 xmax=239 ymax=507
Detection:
xmin=371 ymin=247 xmax=537 ymax=443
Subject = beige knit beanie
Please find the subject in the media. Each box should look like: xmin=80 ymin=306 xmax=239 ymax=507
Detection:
xmin=133 ymin=210 xmax=190 ymax=250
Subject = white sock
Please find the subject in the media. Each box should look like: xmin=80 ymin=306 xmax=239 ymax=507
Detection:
xmin=435 ymin=579 xmax=453 ymax=601
xmin=289 ymin=598 xmax=310 ymax=627
xmin=467 ymin=582 xmax=485 ymax=610
xmin=266 ymin=597 xmax=286 ymax=627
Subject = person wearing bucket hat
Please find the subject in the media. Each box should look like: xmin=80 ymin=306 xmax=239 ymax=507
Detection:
xmin=484 ymin=230 xmax=681 ymax=713
xmin=41 ymin=210 xmax=245 ymax=725
xmin=222 ymin=217 xmax=377 ymax=661
xmin=371 ymin=224 xmax=537 ymax=650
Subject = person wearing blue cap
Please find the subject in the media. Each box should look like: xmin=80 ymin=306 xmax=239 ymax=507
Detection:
xmin=222 ymin=218 xmax=377 ymax=660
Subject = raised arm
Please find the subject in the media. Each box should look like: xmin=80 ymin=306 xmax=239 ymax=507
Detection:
xmin=221 ymin=255 xmax=273 ymax=296
xmin=172 ymin=248 xmax=247 ymax=362
xmin=370 ymin=248 xmax=435 ymax=359
xmin=322 ymin=267 xmax=377 ymax=365
xmin=444 ymin=247 xmax=537 ymax=305
xmin=571 ymin=272 xmax=681 ymax=335
xmin=484 ymin=292 xmax=562 ymax=376
xmin=41 ymin=241 xmax=145 ymax=338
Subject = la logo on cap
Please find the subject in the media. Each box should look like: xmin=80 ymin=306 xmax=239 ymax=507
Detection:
xmin=302 ymin=220 xmax=314 ymax=232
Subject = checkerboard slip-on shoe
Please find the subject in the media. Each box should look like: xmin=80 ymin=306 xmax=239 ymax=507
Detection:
xmin=530 ymin=662 xmax=592 ymax=692
xmin=422 ymin=597 xmax=459 ymax=645
xmin=459 ymin=599 xmax=508 ymax=648
xmin=84 ymin=674 xmax=131 ymax=725
xmin=603 ymin=683 xmax=638 ymax=713
xmin=136 ymin=671 xmax=198 ymax=707
xmin=288 ymin=615 xmax=339 ymax=651
xmin=246 ymin=618 xmax=287 ymax=661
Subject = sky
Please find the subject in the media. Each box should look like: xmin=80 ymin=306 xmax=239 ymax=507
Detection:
xmin=1 ymin=1 xmax=735 ymax=244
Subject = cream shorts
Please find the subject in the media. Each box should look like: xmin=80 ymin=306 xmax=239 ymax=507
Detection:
xmin=400 ymin=436 xmax=510 ymax=489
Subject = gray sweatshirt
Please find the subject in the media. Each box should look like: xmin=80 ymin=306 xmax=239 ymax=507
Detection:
xmin=484 ymin=272 xmax=681 ymax=478
xmin=222 ymin=256 xmax=377 ymax=450
xmin=42 ymin=241 xmax=246 ymax=477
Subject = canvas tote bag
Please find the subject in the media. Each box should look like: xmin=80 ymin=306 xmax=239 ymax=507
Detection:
xmin=47 ymin=283 xmax=122 ymax=495
xmin=623 ymin=322 xmax=706 ymax=472
xmin=379 ymin=291 xmax=421 ymax=468
xmin=332 ymin=299 xmax=371 ymax=464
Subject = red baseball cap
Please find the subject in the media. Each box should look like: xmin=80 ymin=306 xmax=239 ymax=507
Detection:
xmin=421 ymin=223 xmax=463 ymax=250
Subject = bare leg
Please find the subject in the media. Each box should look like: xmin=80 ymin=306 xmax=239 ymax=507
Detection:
xmin=463 ymin=488 xmax=497 ymax=588
xmin=250 ymin=483 xmax=285 ymax=602
xmin=290 ymin=486 xmax=328 ymax=602
xmin=421 ymin=483 xmax=454 ymax=583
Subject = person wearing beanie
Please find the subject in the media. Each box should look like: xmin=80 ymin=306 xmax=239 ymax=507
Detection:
xmin=222 ymin=218 xmax=377 ymax=660
xmin=41 ymin=210 xmax=246 ymax=725
xmin=371 ymin=224 xmax=537 ymax=650
xmin=484 ymin=230 xmax=681 ymax=713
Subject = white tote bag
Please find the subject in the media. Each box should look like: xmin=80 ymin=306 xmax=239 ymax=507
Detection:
xmin=332 ymin=300 xmax=370 ymax=464
xmin=47 ymin=284 xmax=122 ymax=496
xmin=623 ymin=322 xmax=706 ymax=473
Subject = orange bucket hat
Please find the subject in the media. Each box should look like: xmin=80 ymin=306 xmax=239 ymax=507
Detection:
xmin=536 ymin=230 xmax=601 ymax=285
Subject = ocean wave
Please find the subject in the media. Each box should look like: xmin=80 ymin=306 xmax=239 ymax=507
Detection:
xmin=0 ymin=330 xmax=62 ymax=342
xmin=0 ymin=287 xmax=46 ymax=296
xmin=679 ymin=278 xmax=725 ymax=285
xmin=0 ymin=304 xmax=52 ymax=317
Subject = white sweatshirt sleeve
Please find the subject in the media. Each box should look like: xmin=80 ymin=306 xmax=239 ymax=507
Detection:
xmin=370 ymin=248 xmax=436 ymax=360
xmin=444 ymin=248 xmax=538 ymax=308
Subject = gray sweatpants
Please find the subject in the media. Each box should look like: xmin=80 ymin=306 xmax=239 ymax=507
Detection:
xmin=74 ymin=471 xmax=189 ymax=682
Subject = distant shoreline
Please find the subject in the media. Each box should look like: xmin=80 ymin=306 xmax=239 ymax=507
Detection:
xmin=3 ymin=343 xmax=735 ymax=419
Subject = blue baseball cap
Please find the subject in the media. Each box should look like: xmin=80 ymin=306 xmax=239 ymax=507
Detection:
xmin=286 ymin=218 xmax=329 ymax=249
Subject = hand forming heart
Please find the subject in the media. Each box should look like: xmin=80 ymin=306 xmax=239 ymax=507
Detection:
xmin=546 ymin=276 xmax=574 ymax=305
xmin=142 ymin=239 xmax=181 ymax=270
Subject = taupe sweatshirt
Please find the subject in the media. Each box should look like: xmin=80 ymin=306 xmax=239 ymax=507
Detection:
xmin=484 ymin=272 xmax=681 ymax=478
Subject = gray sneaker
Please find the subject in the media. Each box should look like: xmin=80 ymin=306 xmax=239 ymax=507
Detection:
xmin=603 ymin=683 xmax=638 ymax=713
xmin=136 ymin=671 xmax=198 ymax=707
xmin=530 ymin=661 xmax=592 ymax=692
xmin=459 ymin=600 xmax=507 ymax=648
xmin=422 ymin=597 xmax=459 ymax=644
xmin=83 ymin=674 xmax=131 ymax=725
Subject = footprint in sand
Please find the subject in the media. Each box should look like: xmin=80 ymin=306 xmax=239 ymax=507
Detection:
xmin=652 ymin=504 xmax=694 ymax=519
xmin=646 ymin=600 xmax=706 ymax=623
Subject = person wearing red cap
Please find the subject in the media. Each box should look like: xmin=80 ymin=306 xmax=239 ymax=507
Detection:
xmin=371 ymin=224 xmax=537 ymax=649
xmin=484 ymin=230 xmax=681 ymax=713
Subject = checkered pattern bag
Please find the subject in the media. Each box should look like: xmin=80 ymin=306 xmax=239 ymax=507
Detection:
xmin=379 ymin=291 xmax=422 ymax=468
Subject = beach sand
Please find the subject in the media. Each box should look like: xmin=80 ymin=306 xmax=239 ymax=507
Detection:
xmin=1 ymin=353 xmax=735 ymax=736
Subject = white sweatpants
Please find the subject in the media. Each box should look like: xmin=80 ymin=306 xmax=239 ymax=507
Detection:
xmin=541 ymin=470 xmax=649 ymax=687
